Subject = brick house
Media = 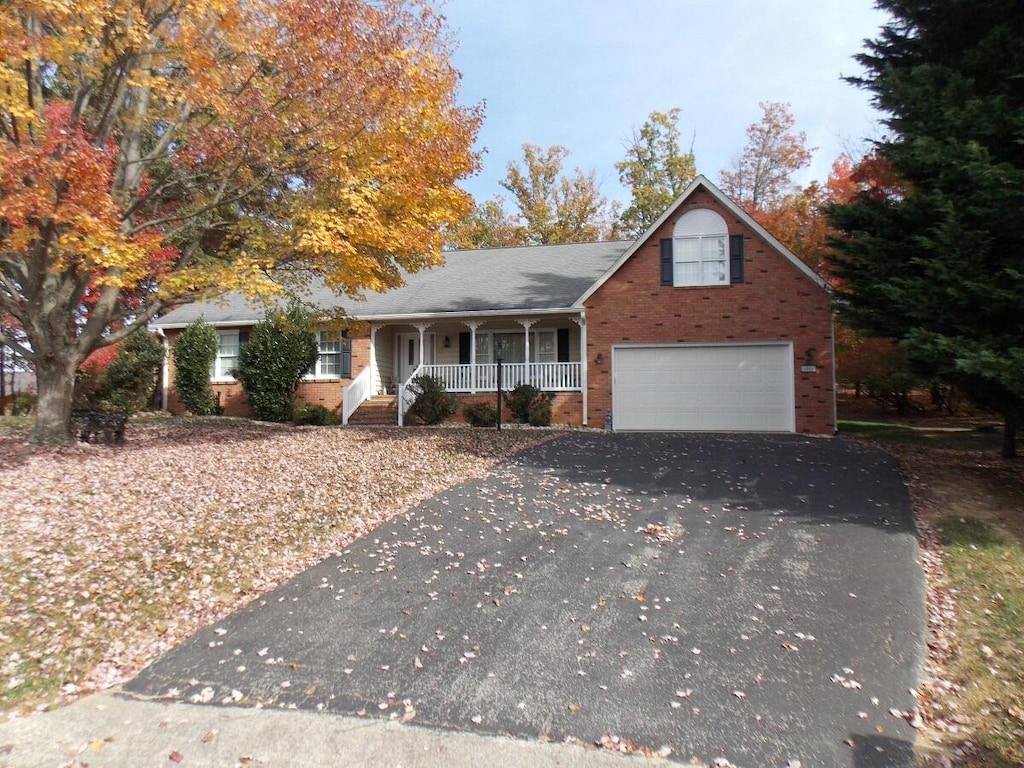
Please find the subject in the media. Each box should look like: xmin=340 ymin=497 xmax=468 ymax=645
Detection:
xmin=152 ymin=176 xmax=835 ymax=434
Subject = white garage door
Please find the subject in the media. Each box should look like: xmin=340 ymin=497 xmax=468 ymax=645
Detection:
xmin=612 ymin=343 xmax=794 ymax=432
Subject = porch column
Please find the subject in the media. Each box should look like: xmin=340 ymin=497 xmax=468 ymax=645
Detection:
xmin=414 ymin=323 xmax=430 ymax=369
xmin=574 ymin=314 xmax=587 ymax=426
xmin=464 ymin=320 xmax=481 ymax=392
xmin=156 ymin=329 xmax=169 ymax=411
xmin=518 ymin=318 xmax=536 ymax=387
xmin=370 ymin=323 xmax=380 ymax=393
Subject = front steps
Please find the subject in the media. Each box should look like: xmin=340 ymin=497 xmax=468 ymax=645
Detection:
xmin=345 ymin=395 xmax=398 ymax=426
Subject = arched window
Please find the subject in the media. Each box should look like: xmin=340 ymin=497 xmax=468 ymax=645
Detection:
xmin=672 ymin=208 xmax=728 ymax=286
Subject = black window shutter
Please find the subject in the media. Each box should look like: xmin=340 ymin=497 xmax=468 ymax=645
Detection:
xmin=557 ymin=328 xmax=570 ymax=362
xmin=238 ymin=330 xmax=249 ymax=346
xmin=459 ymin=332 xmax=471 ymax=364
xmin=730 ymin=234 xmax=744 ymax=283
xmin=341 ymin=335 xmax=352 ymax=378
xmin=660 ymin=238 xmax=673 ymax=286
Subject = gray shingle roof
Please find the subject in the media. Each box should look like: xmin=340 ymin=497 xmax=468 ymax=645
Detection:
xmin=153 ymin=240 xmax=631 ymax=327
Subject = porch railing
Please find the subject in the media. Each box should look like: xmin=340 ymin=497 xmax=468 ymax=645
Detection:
xmin=341 ymin=366 xmax=373 ymax=425
xmin=396 ymin=363 xmax=424 ymax=427
xmin=417 ymin=362 xmax=581 ymax=392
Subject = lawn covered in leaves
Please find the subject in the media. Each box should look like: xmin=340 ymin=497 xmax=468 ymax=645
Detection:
xmin=0 ymin=417 xmax=551 ymax=716
xmin=841 ymin=417 xmax=1024 ymax=767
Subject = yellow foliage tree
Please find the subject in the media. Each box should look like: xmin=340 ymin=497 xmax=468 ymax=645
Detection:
xmin=0 ymin=0 xmax=481 ymax=443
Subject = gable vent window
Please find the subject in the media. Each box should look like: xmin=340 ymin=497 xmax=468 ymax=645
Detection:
xmin=666 ymin=208 xmax=729 ymax=287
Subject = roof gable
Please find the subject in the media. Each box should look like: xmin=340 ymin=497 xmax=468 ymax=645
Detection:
xmin=576 ymin=175 xmax=828 ymax=306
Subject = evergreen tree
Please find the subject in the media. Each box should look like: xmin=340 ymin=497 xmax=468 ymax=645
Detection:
xmin=826 ymin=0 xmax=1024 ymax=457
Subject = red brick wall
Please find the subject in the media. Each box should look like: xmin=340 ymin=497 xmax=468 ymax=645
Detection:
xmin=584 ymin=188 xmax=835 ymax=434
xmin=450 ymin=392 xmax=583 ymax=426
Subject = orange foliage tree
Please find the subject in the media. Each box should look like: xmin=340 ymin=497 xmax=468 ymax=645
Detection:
xmin=0 ymin=0 xmax=481 ymax=443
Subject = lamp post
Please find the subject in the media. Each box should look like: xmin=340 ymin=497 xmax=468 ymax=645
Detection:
xmin=494 ymin=337 xmax=506 ymax=430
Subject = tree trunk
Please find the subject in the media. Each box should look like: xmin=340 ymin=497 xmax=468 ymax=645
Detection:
xmin=1002 ymin=407 xmax=1020 ymax=460
xmin=31 ymin=356 xmax=79 ymax=445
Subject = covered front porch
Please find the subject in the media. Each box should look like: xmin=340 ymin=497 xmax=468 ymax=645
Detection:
xmin=342 ymin=311 xmax=588 ymax=425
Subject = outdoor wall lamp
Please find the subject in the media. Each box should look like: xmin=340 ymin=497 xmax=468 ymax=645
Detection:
xmin=595 ymin=352 xmax=604 ymax=365
xmin=443 ymin=335 xmax=451 ymax=348
xmin=801 ymin=347 xmax=818 ymax=373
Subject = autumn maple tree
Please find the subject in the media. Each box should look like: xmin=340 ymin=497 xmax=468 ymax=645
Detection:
xmin=500 ymin=143 xmax=616 ymax=245
xmin=0 ymin=0 xmax=481 ymax=444
xmin=449 ymin=143 xmax=617 ymax=249
xmin=719 ymin=101 xmax=813 ymax=213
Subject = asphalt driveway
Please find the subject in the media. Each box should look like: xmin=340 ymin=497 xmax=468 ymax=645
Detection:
xmin=126 ymin=432 xmax=925 ymax=767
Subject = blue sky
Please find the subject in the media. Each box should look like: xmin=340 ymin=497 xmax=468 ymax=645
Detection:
xmin=440 ymin=0 xmax=890 ymax=207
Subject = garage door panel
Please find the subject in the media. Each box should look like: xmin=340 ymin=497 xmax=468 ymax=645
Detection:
xmin=613 ymin=344 xmax=793 ymax=432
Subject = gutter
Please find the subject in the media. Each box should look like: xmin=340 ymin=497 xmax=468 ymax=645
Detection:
xmin=152 ymin=306 xmax=586 ymax=330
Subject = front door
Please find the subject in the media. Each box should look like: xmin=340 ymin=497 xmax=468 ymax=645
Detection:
xmin=397 ymin=333 xmax=435 ymax=384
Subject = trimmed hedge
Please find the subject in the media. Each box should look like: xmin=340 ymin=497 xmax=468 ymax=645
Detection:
xmin=237 ymin=305 xmax=319 ymax=423
xmin=463 ymin=401 xmax=497 ymax=427
xmin=173 ymin=320 xmax=219 ymax=415
xmin=405 ymin=374 xmax=456 ymax=425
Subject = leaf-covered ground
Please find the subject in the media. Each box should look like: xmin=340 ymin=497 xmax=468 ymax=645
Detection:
xmin=0 ymin=418 xmax=552 ymax=716
xmin=840 ymin=414 xmax=1024 ymax=768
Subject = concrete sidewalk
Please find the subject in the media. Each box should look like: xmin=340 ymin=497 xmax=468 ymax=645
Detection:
xmin=0 ymin=692 xmax=679 ymax=768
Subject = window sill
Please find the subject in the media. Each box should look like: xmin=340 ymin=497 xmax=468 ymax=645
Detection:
xmin=671 ymin=281 xmax=731 ymax=289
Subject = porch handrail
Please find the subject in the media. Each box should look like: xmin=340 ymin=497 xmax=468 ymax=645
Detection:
xmin=418 ymin=361 xmax=582 ymax=393
xmin=341 ymin=366 xmax=373 ymax=425
xmin=396 ymin=363 xmax=424 ymax=426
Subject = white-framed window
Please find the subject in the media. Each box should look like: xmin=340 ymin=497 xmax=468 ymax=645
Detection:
xmin=673 ymin=208 xmax=728 ymax=286
xmin=473 ymin=330 xmax=557 ymax=363
xmin=531 ymin=330 xmax=556 ymax=363
xmin=211 ymin=330 xmax=240 ymax=380
xmin=308 ymin=330 xmax=349 ymax=379
xmin=474 ymin=333 xmax=491 ymax=365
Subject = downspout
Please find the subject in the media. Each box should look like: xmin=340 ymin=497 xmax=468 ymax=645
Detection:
xmin=577 ymin=312 xmax=587 ymax=427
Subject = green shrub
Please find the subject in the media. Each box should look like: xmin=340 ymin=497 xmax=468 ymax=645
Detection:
xmin=527 ymin=393 xmax=553 ymax=427
xmin=405 ymin=374 xmax=457 ymax=425
xmin=237 ymin=304 xmax=319 ymax=423
xmin=504 ymin=383 xmax=541 ymax=423
xmin=173 ymin=319 xmax=219 ymax=415
xmin=294 ymin=404 xmax=335 ymax=426
xmin=11 ymin=392 xmax=36 ymax=416
xmin=503 ymin=383 xmax=552 ymax=425
xmin=463 ymin=401 xmax=497 ymax=427
xmin=102 ymin=331 xmax=165 ymax=412
xmin=74 ymin=331 xmax=164 ymax=414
